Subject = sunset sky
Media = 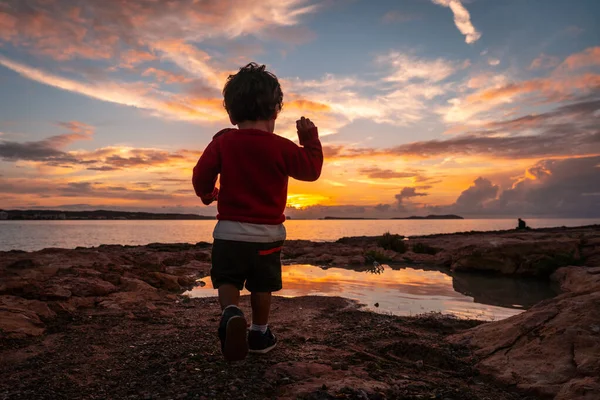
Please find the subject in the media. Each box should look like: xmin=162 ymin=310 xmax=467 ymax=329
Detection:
xmin=0 ymin=0 xmax=599 ymax=218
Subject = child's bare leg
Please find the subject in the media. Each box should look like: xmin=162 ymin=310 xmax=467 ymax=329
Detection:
xmin=217 ymin=284 xmax=247 ymax=361
xmin=250 ymin=292 xmax=271 ymax=325
xmin=248 ymin=291 xmax=276 ymax=353
xmin=218 ymin=284 xmax=240 ymax=310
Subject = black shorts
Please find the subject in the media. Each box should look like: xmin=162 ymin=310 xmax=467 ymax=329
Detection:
xmin=211 ymin=239 xmax=284 ymax=292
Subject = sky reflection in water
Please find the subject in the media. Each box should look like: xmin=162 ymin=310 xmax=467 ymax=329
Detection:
xmin=185 ymin=264 xmax=557 ymax=321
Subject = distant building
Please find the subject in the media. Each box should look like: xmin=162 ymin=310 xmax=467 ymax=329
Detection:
xmin=0 ymin=211 xmax=7 ymax=220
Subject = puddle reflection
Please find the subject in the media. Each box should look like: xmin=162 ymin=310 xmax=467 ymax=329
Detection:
xmin=185 ymin=264 xmax=557 ymax=321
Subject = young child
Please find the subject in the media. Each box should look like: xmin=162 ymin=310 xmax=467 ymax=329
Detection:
xmin=192 ymin=63 xmax=323 ymax=361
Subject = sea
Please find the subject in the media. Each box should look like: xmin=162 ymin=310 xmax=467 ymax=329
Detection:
xmin=0 ymin=218 xmax=597 ymax=252
xmin=2 ymin=218 xmax=595 ymax=320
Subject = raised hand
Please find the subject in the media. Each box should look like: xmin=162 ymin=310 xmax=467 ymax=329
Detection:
xmin=296 ymin=116 xmax=316 ymax=135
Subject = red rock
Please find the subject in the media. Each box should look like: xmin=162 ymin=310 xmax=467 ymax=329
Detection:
xmin=449 ymin=289 xmax=600 ymax=398
xmin=555 ymin=377 xmax=600 ymax=400
xmin=551 ymin=266 xmax=600 ymax=293
xmin=147 ymin=272 xmax=181 ymax=291
xmin=99 ymin=291 xmax=160 ymax=311
xmin=194 ymin=250 xmax=211 ymax=262
xmin=0 ymin=311 xmax=45 ymax=337
xmin=0 ymin=296 xmax=56 ymax=338
xmin=61 ymin=277 xmax=118 ymax=297
xmin=177 ymin=275 xmax=197 ymax=287
xmin=450 ymin=238 xmax=581 ymax=276
xmin=312 ymin=254 xmax=334 ymax=264
xmin=164 ymin=260 xmax=210 ymax=277
xmin=39 ymin=285 xmax=72 ymax=300
xmin=0 ymin=295 xmax=55 ymax=319
xmin=120 ymin=277 xmax=157 ymax=293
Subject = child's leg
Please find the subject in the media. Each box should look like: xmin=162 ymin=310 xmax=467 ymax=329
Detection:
xmin=211 ymin=239 xmax=250 ymax=361
xmin=218 ymin=284 xmax=241 ymax=310
xmin=246 ymin=241 xmax=282 ymax=353
xmin=250 ymin=292 xmax=272 ymax=325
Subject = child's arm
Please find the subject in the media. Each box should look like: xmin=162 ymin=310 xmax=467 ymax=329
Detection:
xmin=284 ymin=117 xmax=323 ymax=182
xmin=192 ymin=139 xmax=220 ymax=205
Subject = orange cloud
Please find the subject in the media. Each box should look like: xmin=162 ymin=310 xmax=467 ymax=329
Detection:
xmin=0 ymin=0 xmax=320 ymax=96
xmin=0 ymin=11 xmax=16 ymax=41
xmin=465 ymin=73 xmax=600 ymax=104
xmin=285 ymin=99 xmax=332 ymax=113
xmin=120 ymin=49 xmax=157 ymax=69
xmin=529 ymin=53 xmax=560 ymax=70
xmin=0 ymin=5 xmax=115 ymax=60
xmin=142 ymin=68 xmax=191 ymax=84
xmin=187 ymin=98 xmax=224 ymax=109
xmin=560 ymin=47 xmax=600 ymax=70
xmin=0 ymin=55 xmax=229 ymax=124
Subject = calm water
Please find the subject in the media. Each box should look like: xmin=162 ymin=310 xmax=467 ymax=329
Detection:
xmin=185 ymin=264 xmax=558 ymax=321
xmin=0 ymin=219 xmax=570 ymax=320
xmin=1 ymin=218 xmax=598 ymax=252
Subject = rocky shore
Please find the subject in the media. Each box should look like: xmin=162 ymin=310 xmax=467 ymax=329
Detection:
xmin=1 ymin=225 xmax=599 ymax=399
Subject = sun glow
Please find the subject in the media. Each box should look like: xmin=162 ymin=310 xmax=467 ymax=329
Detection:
xmin=286 ymin=194 xmax=330 ymax=209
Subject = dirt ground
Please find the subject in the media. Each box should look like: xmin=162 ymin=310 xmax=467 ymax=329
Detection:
xmin=1 ymin=295 xmax=537 ymax=400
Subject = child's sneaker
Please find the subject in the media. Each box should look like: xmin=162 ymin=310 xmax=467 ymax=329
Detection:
xmin=248 ymin=327 xmax=277 ymax=354
xmin=218 ymin=306 xmax=248 ymax=361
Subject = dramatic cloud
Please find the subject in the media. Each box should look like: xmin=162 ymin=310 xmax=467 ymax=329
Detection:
xmin=439 ymin=72 xmax=600 ymax=124
xmin=395 ymin=187 xmax=428 ymax=205
xmin=454 ymin=177 xmax=499 ymax=210
xmin=431 ymin=0 xmax=481 ymax=44
xmin=0 ymin=0 xmax=474 ymax=135
xmin=0 ymin=122 xmax=195 ymax=171
xmin=1 ymin=1 xmax=599 ymax=217
xmin=433 ymin=156 xmax=600 ymax=217
xmin=0 ymin=0 xmax=320 ymax=62
xmin=0 ymin=121 xmax=93 ymax=162
xmin=0 ymin=178 xmax=178 ymax=202
xmin=0 ymin=55 xmax=226 ymax=123
xmin=491 ymin=156 xmax=600 ymax=217
xmin=323 ymin=98 xmax=600 ymax=161
xmin=0 ymin=0 xmax=331 ymax=131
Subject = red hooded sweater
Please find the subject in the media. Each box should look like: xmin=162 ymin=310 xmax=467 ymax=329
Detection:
xmin=192 ymin=127 xmax=323 ymax=225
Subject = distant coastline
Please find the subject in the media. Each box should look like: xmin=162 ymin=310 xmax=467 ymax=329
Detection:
xmin=322 ymin=214 xmax=464 ymax=220
xmin=0 ymin=210 xmax=465 ymax=221
xmin=0 ymin=209 xmax=215 ymax=221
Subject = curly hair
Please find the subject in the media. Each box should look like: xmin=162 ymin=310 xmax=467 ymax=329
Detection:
xmin=223 ymin=63 xmax=283 ymax=123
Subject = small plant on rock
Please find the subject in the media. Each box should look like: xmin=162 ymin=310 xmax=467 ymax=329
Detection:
xmin=364 ymin=250 xmax=392 ymax=264
xmin=377 ymin=232 xmax=407 ymax=253
xmin=412 ymin=243 xmax=439 ymax=255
